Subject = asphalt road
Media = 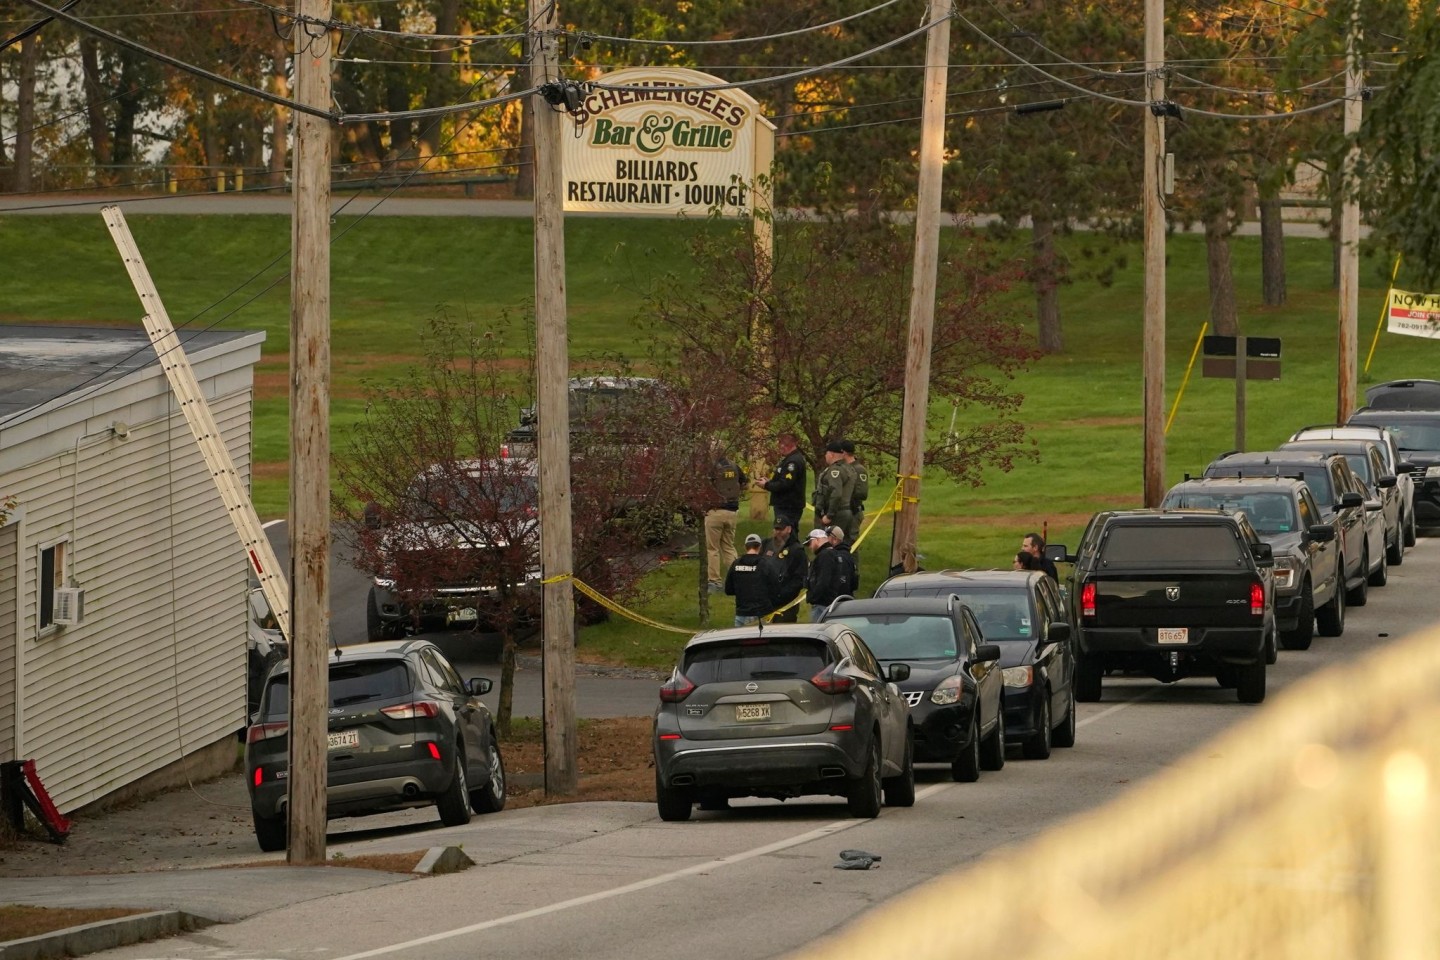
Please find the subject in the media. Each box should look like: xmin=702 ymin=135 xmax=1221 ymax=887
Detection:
xmin=96 ymin=536 xmax=1440 ymax=960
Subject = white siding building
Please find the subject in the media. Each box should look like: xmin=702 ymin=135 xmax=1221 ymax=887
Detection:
xmin=0 ymin=325 xmax=264 ymax=812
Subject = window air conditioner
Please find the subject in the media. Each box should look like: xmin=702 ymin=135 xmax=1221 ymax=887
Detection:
xmin=53 ymin=587 xmax=85 ymax=626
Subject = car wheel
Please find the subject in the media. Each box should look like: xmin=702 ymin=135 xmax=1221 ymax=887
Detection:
xmin=1346 ymin=547 xmax=1369 ymax=607
xmin=1369 ymin=545 xmax=1389 ymax=586
xmin=1387 ymin=528 xmax=1404 ymax=566
xmin=1236 ymin=659 xmax=1266 ymax=704
xmin=436 ymin=748 xmax=473 ymax=827
xmin=655 ymin=771 xmax=693 ymax=822
xmin=979 ymin=708 xmax=1006 ymax=772
xmin=1404 ymin=508 xmax=1417 ymax=547
xmin=1075 ymin=654 xmax=1103 ymax=703
xmin=882 ymin=727 xmax=916 ymax=808
xmin=1280 ymin=584 xmax=1314 ymax=651
xmin=1051 ymin=686 xmax=1077 ymax=749
xmin=1023 ymin=690 xmax=1052 ymax=760
xmin=1264 ymin=628 xmax=1278 ymax=666
xmin=469 ymin=735 xmax=507 ymax=814
xmin=951 ymin=715 xmax=981 ymax=783
xmin=846 ymin=735 xmax=883 ymax=818
xmin=252 ymin=810 xmax=286 ymax=853
xmin=1316 ymin=575 xmax=1345 ymax=637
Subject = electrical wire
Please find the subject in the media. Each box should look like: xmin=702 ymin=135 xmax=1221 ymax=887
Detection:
xmin=1254 ymin=0 xmax=1406 ymax=45
xmin=978 ymin=0 xmax=1145 ymax=78
xmin=576 ymin=0 xmax=908 ymax=47
xmin=778 ymin=99 xmax=1033 ymax=136
xmin=1167 ymin=68 xmax=1347 ymax=96
xmin=228 ymin=0 xmax=528 ymax=43
xmin=591 ymin=14 xmax=946 ymax=95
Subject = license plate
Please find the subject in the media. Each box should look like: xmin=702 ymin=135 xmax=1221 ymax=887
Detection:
xmin=447 ymin=607 xmax=479 ymax=624
xmin=1157 ymin=627 xmax=1189 ymax=644
xmin=328 ymin=729 xmax=359 ymax=750
xmin=735 ymin=703 xmax=771 ymax=722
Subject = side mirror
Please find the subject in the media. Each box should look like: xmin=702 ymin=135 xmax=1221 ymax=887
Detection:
xmin=975 ymin=643 xmax=1002 ymax=664
xmin=1377 ymin=474 xmax=1397 ymax=489
xmin=1250 ymin=541 xmax=1274 ymax=567
xmin=1044 ymin=544 xmax=1069 ymax=564
xmin=466 ymin=678 xmax=493 ymax=696
xmin=1305 ymin=523 xmax=1336 ymax=543
xmin=1045 ymin=621 xmax=1071 ymax=644
xmin=1339 ymin=492 xmax=1364 ymax=510
xmin=1365 ymin=499 xmax=1382 ymax=512
xmin=887 ymin=663 xmax=911 ymax=683
xmin=1398 ymin=460 xmax=1418 ymax=474
xmin=363 ymin=501 xmax=383 ymax=530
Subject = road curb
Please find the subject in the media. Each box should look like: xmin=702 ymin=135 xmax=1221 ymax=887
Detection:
xmin=0 ymin=910 xmax=212 ymax=960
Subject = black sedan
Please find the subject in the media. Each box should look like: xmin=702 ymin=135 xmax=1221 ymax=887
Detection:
xmin=824 ymin=596 xmax=1005 ymax=780
xmin=871 ymin=570 xmax=1077 ymax=760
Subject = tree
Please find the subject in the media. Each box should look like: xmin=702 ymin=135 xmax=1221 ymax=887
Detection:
xmin=644 ymin=213 xmax=1039 ymax=492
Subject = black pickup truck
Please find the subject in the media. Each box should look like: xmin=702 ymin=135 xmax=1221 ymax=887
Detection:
xmin=1054 ymin=509 xmax=1276 ymax=705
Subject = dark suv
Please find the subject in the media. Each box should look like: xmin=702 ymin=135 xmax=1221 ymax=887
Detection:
xmin=653 ymin=623 xmax=914 ymax=821
xmin=1349 ymin=407 xmax=1440 ymax=528
xmin=1057 ymin=509 xmax=1276 ymax=704
xmin=868 ymin=570 xmax=1076 ymax=760
xmin=823 ymin=595 xmax=1009 ymax=776
xmin=246 ymin=639 xmax=507 ymax=851
xmin=1162 ymin=477 xmax=1340 ymax=646
xmin=1204 ymin=450 xmax=1378 ymax=605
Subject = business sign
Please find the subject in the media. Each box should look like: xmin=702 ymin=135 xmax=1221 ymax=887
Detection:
xmin=563 ymin=68 xmax=775 ymax=217
xmin=1386 ymin=288 xmax=1440 ymax=339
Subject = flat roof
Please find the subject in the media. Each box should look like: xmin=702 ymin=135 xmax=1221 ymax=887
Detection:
xmin=0 ymin=325 xmax=258 ymax=422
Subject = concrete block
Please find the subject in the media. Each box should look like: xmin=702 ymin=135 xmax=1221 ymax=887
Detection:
xmin=0 ymin=910 xmax=211 ymax=960
xmin=413 ymin=846 xmax=474 ymax=876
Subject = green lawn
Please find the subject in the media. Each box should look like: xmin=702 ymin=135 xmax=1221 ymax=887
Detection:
xmin=5 ymin=211 xmax=1432 ymax=668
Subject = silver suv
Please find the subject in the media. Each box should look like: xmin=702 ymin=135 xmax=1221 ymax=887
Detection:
xmin=653 ymin=623 xmax=914 ymax=821
xmin=1289 ymin=424 xmax=1417 ymax=547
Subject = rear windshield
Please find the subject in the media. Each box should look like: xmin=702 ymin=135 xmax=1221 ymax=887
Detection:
xmin=1099 ymin=524 xmax=1245 ymax=566
xmin=1162 ymin=492 xmax=1297 ymax=535
xmin=683 ymin=639 xmax=830 ymax=684
xmin=829 ymin=615 xmax=959 ymax=659
xmin=262 ymin=660 xmax=413 ymax=719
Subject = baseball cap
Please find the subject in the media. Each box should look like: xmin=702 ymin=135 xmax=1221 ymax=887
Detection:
xmin=744 ymin=533 xmax=763 ymax=547
xmin=806 ymin=528 xmax=829 ymax=541
xmin=772 ymin=517 xmax=791 ymax=529
xmin=825 ymin=440 xmax=845 ymax=453
xmin=828 ymin=525 xmax=845 ymax=541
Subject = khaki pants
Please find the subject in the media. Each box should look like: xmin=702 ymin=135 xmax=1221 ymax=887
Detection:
xmin=705 ymin=508 xmax=738 ymax=583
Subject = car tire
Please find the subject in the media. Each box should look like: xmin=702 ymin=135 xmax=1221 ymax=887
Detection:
xmin=1346 ymin=548 xmax=1369 ymax=607
xmin=1236 ymin=659 xmax=1266 ymax=704
xmin=1404 ymin=508 xmax=1417 ymax=547
xmin=979 ymin=708 xmax=1006 ymax=772
xmin=469 ymin=735 xmax=507 ymax=814
xmin=882 ymin=728 xmax=916 ymax=808
xmin=1051 ymin=686 xmax=1077 ymax=749
xmin=1316 ymin=576 xmax=1345 ymax=637
xmin=1280 ymin=584 xmax=1314 ymax=651
xmin=1369 ymin=545 xmax=1389 ymax=586
xmin=846 ymin=735 xmax=884 ymax=818
xmin=436 ymin=748 xmax=473 ymax=827
xmin=1023 ymin=691 xmax=1052 ymax=760
xmin=1387 ymin=529 xmax=1404 ymax=566
xmin=1075 ymin=654 xmax=1103 ymax=703
xmin=655 ymin=771 xmax=693 ymax=822
xmin=1264 ymin=628 xmax=1278 ymax=666
xmin=952 ymin=715 xmax=981 ymax=783
xmin=252 ymin=810 xmax=286 ymax=853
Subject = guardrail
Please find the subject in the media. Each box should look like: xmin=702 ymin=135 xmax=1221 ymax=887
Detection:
xmin=792 ymin=620 xmax=1440 ymax=960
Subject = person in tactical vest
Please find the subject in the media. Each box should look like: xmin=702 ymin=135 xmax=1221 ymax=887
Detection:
xmin=814 ymin=441 xmax=856 ymax=546
xmin=762 ymin=516 xmax=808 ymax=623
xmin=841 ymin=439 xmax=868 ymax=546
xmin=705 ymin=453 xmax=747 ymax=593
xmin=759 ymin=433 xmax=807 ymax=528
xmin=805 ymin=527 xmax=845 ymax=621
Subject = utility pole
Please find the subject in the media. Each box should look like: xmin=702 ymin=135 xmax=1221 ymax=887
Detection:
xmin=1141 ymin=0 xmax=1167 ymax=507
xmin=287 ymin=0 xmax=332 ymax=864
xmin=891 ymin=0 xmax=951 ymax=574
xmin=529 ymin=0 xmax=578 ymax=796
xmin=1337 ymin=0 xmax=1363 ymax=421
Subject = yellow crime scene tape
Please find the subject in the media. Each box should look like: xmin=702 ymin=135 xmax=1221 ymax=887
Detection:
xmin=542 ymin=481 xmax=908 ymax=634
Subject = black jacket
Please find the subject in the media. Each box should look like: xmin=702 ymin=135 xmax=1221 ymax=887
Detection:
xmin=725 ymin=553 xmax=780 ymax=617
xmin=762 ymin=532 xmax=808 ymax=605
xmin=805 ymin=544 xmax=845 ymax=608
xmin=831 ymin=542 xmax=859 ymax=596
xmin=762 ymin=450 xmax=807 ymax=519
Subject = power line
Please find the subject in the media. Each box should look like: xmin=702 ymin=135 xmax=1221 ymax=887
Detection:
xmin=576 ymin=0 xmax=908 ymax=47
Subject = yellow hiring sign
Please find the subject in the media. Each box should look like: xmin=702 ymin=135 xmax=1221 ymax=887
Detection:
xmin=1386 ymin=287 xmax=1440 ymax=339
xmin=563 ymin=68 xmax=776 ymax=217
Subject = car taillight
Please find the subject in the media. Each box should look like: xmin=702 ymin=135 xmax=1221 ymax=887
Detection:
xmin=380 ymin=701 xmax=440 ymax=720
xmin=1081 ymin=582 xmax=1097 ymax=618
xmin=253 ymin=767 xmax=263 ymax=786
xmin=425 ymin=741 xmax=442 ymax=761
xmin=1250 ymin=581 xmax=1265 ymax=616
xmin=810 ymin=666 xmax=855 ymax=695
xmin=659 ymin=675 xmax=696 ymax=703
xmin=246 ymin=721 xmax=288 ymax=744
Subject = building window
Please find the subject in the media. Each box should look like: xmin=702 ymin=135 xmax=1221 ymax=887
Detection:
xmin=39 ymin=540 xmax=66 ymax=631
